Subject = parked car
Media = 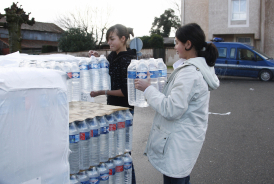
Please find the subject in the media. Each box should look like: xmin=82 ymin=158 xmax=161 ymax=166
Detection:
xmin=211 ymin=41 xmax=274 ymax=81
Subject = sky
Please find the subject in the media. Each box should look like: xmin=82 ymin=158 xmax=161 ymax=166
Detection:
xmin=1 ymin=0 xmax=181 ymax=38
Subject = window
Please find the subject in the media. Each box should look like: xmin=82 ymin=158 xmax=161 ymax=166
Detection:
xmin=237 ymin=37 xmax=251 ymax=45
xmin=217 ymin=47 xmax=227 ymax=58
xmin=237 ymin=49 xmax=255 ymax=60
xmin=232 ymin=0 xmax=247 ymax=20
xmin=230 ymin=48 xmax=236 ymax=58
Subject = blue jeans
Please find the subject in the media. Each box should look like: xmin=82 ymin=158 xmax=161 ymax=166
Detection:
xmin=163 ymin=175 xmax=190 ymax=184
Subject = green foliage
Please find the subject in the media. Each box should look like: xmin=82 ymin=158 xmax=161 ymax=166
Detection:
xmin=150 ymin=8 xmax=181 ymax=37
xmin=58 ymin=28 xmax=96 ymax=52
xmin=42 ymin=45 xmax=58 ymax=53
xmin=139 ymin=36 xmax=151 ymax=49
xmin=148 ymin=34 xmax=164 ymax=49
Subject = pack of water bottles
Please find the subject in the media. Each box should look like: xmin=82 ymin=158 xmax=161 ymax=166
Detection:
xmin=70 ymin=153 xmax=133 ymax=184
xmin=69 ymin=101 xmax=134 ymax=184
xmin=0 ymin=67 xmax=70 ymax=184
xmin=127 ymin=58 xmax=167 ymax=107
xmin=16 ymin=53 xmax=111 ymax=102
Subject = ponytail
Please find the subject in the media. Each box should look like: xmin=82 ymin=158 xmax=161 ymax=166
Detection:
xmin=175 ymin=23 xmax=218 ymax=67
xmin=197 ymin=43 xmax=218 ymax=67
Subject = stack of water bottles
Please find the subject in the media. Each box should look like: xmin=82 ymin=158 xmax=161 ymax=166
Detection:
xmin=69 ymin=102 xmax=134 ymax=184
xmin=127 ymin=58 xmax=167 ymax=107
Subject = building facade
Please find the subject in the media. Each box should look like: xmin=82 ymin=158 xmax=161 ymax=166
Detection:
xmin=0 ymin=18 xmax=64 ymax=54
xmin=181 ymin=0 xmax=274 ymax=58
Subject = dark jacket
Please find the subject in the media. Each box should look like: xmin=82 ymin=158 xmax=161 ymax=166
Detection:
xmin=107 ymin=49 xmax=136 ymax=109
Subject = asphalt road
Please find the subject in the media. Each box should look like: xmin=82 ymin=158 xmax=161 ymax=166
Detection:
xmin=94 ymin=75 xmax=274 ymax=184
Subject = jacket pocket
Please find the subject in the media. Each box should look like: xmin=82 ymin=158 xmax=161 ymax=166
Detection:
xmin=150 ymin=125 xmax=170 ymax=158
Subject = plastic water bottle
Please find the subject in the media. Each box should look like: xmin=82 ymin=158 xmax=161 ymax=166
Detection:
xmin=113 ymin=111 xmax=126 ymax=155
xmin=86 ymin=118 xmax=100 ymax=167
xmin=54 ymin=61 xmax=63 ymax=71
xmin=96 ymin=116 xmax=109 ymax=162
xmin=79 ymin=58 xmax=92 ymax=101
xmin=89 ymin=56 xmax=101 ymax=91
xmin=63 ymin=62 xmax=72 ymax=102
xmin=148 ymin=58 xmax=159 ymax=90
xmin=99 ymin=55 xmax=110 ymax=90
xmin=86 ymin=166 xmax=100 ymax=184
xmin=136 ymin=59 xmax=149 ymax=107
xmin=70 ymin=174 xmax=80 ymax=184
xmin=123 ymin=110 xmax=133 ymax=152
xmin=113 ymin=156 xmax=124 ymax=184
xmin=157 ymin=58 xmax=167 ymax=93
xmin=105 ymin=113 xmax=117 ymax=158
xmin=71 ymin=61 xmax=81 ymax=101
xmin=76 ymin=171 xmax=90 ymax=184
xmin=127 ymin=60 xmax=137 ymax=106
xmin=69 ymin=122 xmax=80 ymax=174
xmin=123 ymin=153 xmax=133 ymax=184
xmin=106 ymin=160 xmax=116 ymax=184
xmin=98 ymin=163 xmax=109 ymax=184
xmin=75 ymin=120 xmax=90 ymax=170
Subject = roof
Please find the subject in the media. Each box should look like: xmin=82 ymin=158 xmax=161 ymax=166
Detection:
xmin=0 ymin=38 xmax=58 ymax=49
xmin=0 ymin=18 xmax=64 ymax=34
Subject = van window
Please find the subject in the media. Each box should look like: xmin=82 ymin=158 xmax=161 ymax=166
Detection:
xmin=237 ymin=49 xmax=255 ymax=60
xmin=217 ymin=47 xmax=227 ymax=58
xmin=230 ymin=48 xmax=236 ymax=58
xmin=256 ymin=55 xmax=263 ymax=61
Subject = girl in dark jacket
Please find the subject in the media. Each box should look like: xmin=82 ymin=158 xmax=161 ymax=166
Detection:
xmin=89 ymin=24 xmax=136 ymax=183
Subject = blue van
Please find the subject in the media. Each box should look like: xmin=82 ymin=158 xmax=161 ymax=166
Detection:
xmin=211 ymin=41 xmax=274 ymax=81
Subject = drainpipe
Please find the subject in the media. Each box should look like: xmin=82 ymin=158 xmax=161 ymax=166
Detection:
xmin=181 ymin=0 xmax=185 ymax=25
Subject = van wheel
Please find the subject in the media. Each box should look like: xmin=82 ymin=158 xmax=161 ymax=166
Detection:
xmin=259 ymin=70 xmax=273 ymax=81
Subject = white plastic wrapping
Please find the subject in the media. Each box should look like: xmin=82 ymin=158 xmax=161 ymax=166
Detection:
xmin=0 ymin=68 xmax=69 ymax=184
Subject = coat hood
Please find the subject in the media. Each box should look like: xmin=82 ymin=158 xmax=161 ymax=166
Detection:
xmin=185 ymin=57 xmax=220 ymax=91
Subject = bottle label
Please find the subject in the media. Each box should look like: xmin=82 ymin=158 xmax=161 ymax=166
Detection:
xmin=90 ymin=63 xmax=100 ymax=69
xmin=71 ymin=72 xmax=80 ymax=78
xmin=128 ymin=71 xmax=136 ymax=79
xmin=109 ymin=123 xmax=117 ymax=131
xmin=69 ymin=134 xmax=80 ymax=143
xmin=136 ymin=72 xmax=147 ymax=79
xmin=100 ymin=173 xmax=109 ymax=181
xmin=67 ymin=72 xmax=72 ymax=79
xmin=159 ymin=70 xmax=167 ymax=77
xmin=101 ymin=63 xmax=109 ymax=69
xmin=117 ymin=122 xmax=125 ymax=129
xmin=124 ymin=161 xmax=132 ymax=170
xmin=79 ymin=64 xmax=88 ymax=70
xmin=89 ymin=177 xmax=100 ymax=184
xmin=109 ymin=168 xmax=116 ymax=175
xmin=115 ymin=165 xmax=124 ymax=172
xmin=80 ymin=132 xmax=90 ymax=140
xmin=125 ymin=120 xmax=133 ymax=127
xmin=100 ymin=126 xmax=109 ymax=134
xmin=90 ymin=129 xmax=99 ymax=137
xmin=149 ymin=70 xmax=159 ymax=78
xmin=80 ymin=181 xmax=89 ymax=184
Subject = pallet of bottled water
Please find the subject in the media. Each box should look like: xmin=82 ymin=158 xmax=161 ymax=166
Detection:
xmin=127 ymin=58 xmax=167 ymax=107
xmin=18 ymin=54 xmax=111 ymax=103
xmin=69 ymin=101 xmax=134 ymax=184
xmin=0 ymin=67 xmax=69 ymax=184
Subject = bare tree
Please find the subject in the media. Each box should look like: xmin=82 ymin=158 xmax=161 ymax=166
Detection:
xmin=55 ymin=5 xmax=112 ymax=48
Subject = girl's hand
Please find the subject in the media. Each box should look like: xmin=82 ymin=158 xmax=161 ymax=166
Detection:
xmin=90 ymin=90 xmax=104 ymax=97
xmin=134 ymin=71 xmax=151 ymax=92
xmin=88 ymin=50 xmax=99 ymax=57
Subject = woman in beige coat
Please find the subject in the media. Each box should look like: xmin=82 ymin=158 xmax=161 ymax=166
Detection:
xmin=135 ymin=23 xmax=220 ymax=184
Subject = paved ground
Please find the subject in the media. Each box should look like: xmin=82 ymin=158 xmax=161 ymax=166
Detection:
xmin=94 ymin=74 xmax=274 ymax=184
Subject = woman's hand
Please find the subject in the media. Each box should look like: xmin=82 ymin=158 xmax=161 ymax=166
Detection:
xmin=134 ymin=72 xmax=151 ymax=92
xmin=88 ymin=50 xmax=100 ymax=57
xmin=90 ymin=90 xmax=104 ymax=97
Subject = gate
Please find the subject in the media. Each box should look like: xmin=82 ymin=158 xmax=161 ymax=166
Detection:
xmin=153 ymin=48 xmax=166 ymax=63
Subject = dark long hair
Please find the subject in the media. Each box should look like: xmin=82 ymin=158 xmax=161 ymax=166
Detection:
xmin=106 ymin=24 xmax=134 ymax=45
xmin=175 ymin=23 xmax=218 ymax=67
